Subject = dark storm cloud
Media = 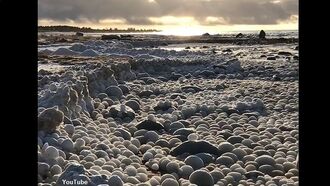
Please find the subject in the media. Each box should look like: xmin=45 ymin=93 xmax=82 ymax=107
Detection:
xmin=125 ymin=17 xmax=157 ymax=25
xmin=38 ymin=0 xmax=298 ymax=25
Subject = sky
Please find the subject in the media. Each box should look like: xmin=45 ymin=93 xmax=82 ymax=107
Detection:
xmin=38 ymin=0 xmax=298 ymax=35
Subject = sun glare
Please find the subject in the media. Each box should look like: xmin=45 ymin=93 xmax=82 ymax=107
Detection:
xmin=160 ymin=27 xmax=206 ymax=36
xmin=149 ymin=16 xmax=198 ymax=25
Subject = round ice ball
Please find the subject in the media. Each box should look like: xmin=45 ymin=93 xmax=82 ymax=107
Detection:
xmin=38 ymin=162 xmax=50 ymax=177
xmin=108 ymin=175 xmax=124 ymax=186
xmin=125 ymin=100 xmax=140 ymax=111
xmin=61 ymin=138 xmax=74 ymax=152
xmin=106 ymin=86 xmax=123 ymax=99
xmin=210 ymin=169 xmax=225 ymax=183
xmin=149 ymin=177 xmax=160 ymax=186
xmin=188 ymin=133 xmax=199 ymax=141
xmin=151 ymin=163 xmax=159 ymax=171
xmin=50 ymin=164 xmax=62 ymax=176
xmin=218 ymin=142 xmax=235 ymax=153
xmin=180 ymin=165 xmax=194 ymax=179
xmin=160 ymin=174 xmax=177 ymax=183
xmin=64 ymin=124 xmax=75 ymax=135
xmin=74 ymin=138 xmax=85 ymax=150
xmin=216 ymin=156 xmax=235 ymax=167
xmin=136 ymin=173 xmax=148 ymax=182
xmin=147 ymin=114 xmax=157 ymax=122
xmin=125 ymin=165 xmax=137 ymax=176
xmin=232 ymin=148 xmax=247 ymax=160
xmin=161 ymin=178 xmax=179 ymax=186
xmin=142 ymin=152 xmax=154 ymax=161
xmin=255 ymin=155 xmax=276 ymax=166
xmin=184 ymin=155 xmax=204 ymax=170
xmin=159 ymin=158 xmax=171 ymax=171
xmin=189 ymin=169 xmax=214 ymax=186
xmin=166 ymin=161 xmax=180 ymax=173
xmin=44 ymin=146 xmax=59 ymax=160
xmin=127 ymin=144 xmax=139 ymax=154
xmin=145 ymin=131 xmax=159 ymax=142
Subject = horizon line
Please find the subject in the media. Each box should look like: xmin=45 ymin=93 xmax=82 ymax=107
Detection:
xmin=38 ymin=24 xmax=298 ymax=32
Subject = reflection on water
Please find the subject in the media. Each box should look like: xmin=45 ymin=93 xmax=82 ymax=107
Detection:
xmin=38 ymin=30 xmax=298 ymax=38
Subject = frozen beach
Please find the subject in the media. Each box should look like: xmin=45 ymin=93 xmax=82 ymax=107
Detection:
xmin=38 ymin=32 xmax=298 ymax=186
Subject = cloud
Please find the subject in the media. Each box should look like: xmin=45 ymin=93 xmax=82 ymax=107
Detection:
xmin=38 ymin=0 xmax=298 ymax=25
xmin=125 ymin=17 xmax=156 ymax=25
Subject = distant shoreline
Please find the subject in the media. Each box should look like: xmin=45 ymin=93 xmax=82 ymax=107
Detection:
xmin=38 ymin=25 xmax=160 ymax=33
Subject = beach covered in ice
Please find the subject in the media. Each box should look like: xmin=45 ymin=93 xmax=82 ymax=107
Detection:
xmin=38 ymin=33 xmax=298 ymax=186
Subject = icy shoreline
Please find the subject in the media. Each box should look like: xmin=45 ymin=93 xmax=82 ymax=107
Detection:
xmin=38 ymin=35 xmax=299 ymax=186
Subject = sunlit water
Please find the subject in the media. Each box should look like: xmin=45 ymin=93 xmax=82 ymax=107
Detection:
xmin=39 ymin=30 xmax=298 ymax=38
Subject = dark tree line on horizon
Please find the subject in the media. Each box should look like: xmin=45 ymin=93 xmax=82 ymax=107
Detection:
xmin=38 ymin=25 xmax=160 ymax=33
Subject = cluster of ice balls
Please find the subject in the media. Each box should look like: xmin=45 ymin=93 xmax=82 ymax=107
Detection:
xmin=38 ymin=106 xmax=298 ymax=184
xmin=38 ymin=40 xmax=298 ymax=186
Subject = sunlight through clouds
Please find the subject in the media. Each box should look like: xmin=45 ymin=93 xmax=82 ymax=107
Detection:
xmin=38 ymin=0 xmax=298 ymax=31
